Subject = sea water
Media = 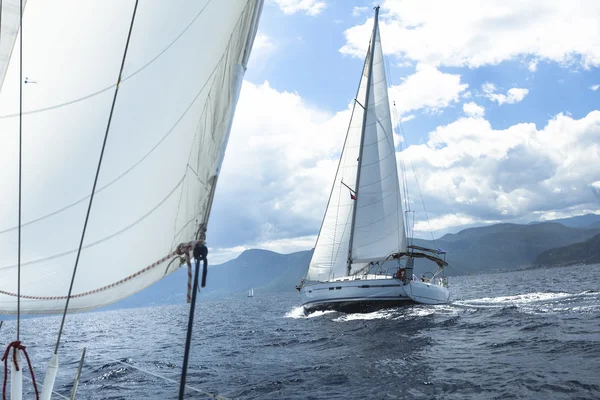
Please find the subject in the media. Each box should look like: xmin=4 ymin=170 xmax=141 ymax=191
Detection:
xmin=1 ymin=263 xmax=599 ymax=399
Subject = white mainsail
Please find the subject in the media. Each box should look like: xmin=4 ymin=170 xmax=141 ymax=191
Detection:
xmin=306 ymin=16 xmax=405 ymax=281
xmin=0 ymin=0 xmax=263 ymax=314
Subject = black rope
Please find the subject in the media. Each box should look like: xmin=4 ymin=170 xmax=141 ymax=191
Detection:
xmin=16 ymin=0 xmax=23 ymax=341
xmin=53 ymin=0 xmax=139 ymax=354
xmin=178 ymin=243 xmax=208 ymax=399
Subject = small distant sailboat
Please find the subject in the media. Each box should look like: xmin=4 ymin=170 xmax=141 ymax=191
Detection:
xmin=297 ymin=6 xmax=449 ymax=313
xmin=248 ymin=288 xmax=254 ymax=297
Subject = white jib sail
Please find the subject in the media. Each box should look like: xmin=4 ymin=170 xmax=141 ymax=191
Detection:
xmin=0 ymin=0 xmax=264 ymax=313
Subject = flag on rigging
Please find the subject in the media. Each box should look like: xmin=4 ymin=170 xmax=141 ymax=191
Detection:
xmin=341 ymin=181 xmax=356 ymax=200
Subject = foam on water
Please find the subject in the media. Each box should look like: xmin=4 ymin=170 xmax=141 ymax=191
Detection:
xmin=284 ymin=306 xmax=335 ymax=319
xmin=2 ymin=263 xmax=599 ymax=400
xmin=456 ymin=291 xmax=573 ymax=307
xmin=333 ymin=310 xmax=392 ymax=322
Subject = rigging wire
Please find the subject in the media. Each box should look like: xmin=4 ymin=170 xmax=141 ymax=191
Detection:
xmin=53 ymin=0 xmax=139 ymax=355
xmin=16 ymin=0 xmax=22 ymax=342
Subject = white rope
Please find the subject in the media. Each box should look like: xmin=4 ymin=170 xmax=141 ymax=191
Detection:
xmin=87 ymin=350 xmax=230 ymax=400
xmin=22 ymin=374 xmax=69 ymax=400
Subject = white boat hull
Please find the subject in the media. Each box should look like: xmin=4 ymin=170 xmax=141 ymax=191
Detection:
xmin=300 ymin=276 xmax=449 ymax=313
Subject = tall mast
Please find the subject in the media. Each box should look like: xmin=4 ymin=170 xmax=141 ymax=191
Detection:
xmin=347 ymin=6 xmax=380 ymax=276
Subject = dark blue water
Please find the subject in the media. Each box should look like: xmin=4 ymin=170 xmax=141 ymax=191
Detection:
xmin=2 ymin=264 xmax=599 ymax=399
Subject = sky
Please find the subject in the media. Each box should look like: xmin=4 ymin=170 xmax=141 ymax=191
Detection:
xmin=205 ymin=0 xmax=600 ymax=263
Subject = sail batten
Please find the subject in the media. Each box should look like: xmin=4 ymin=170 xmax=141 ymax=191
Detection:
xmin=0 ymin=0 xmax=264 ymax=314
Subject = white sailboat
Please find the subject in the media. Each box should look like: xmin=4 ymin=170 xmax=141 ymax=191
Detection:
xmin=297 ymin=6 xmax=449 ymax=314
xmin=0 ymin=0 xmax=264 ymax=398
xmin=248 ymin=288 xmax=254 ymax=297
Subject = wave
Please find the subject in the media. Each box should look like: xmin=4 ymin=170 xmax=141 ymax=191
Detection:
xmin=284 ymin=306 xmax=336 ymax=319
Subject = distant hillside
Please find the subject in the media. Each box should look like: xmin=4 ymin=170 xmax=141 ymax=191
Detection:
xmin=428 ymin=222 xmax=600 ymax=273
xmin=534 ymin=233 xmax=600 ymax=267
xmin=109 ymin=219 xmax=600 ymax=309
xmin=586 ymin=221 xmax=600 ymax=229
xmin=110 ymin=249 xmax=312 ymax=310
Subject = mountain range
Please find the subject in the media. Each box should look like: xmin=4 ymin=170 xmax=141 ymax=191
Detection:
xmin=535 ymin=233 xmax=600 ymax=267
xmin=110 ymin=213 xmax=600 ymax=309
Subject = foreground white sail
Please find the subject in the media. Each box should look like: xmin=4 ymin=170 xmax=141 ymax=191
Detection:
xmin=1 ymin=1 xmax=263 ymax=398
xmin=0 ymin=0 xmax=263 ymax=314
xmin=298 ymin=7 xmax=449 ymax=313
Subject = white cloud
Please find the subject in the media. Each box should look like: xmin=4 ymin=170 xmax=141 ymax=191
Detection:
xmin=252 ymin=32 xmax=274 ymax=52
xmin=209 ymin=235 xmax=317 ymax=264
xmin=400 ymin=114 xmax=415 ymax=123
xmin=482 ymin=83 xmax=529 ymax=105
xmin=413 ymin=214 xmax=499 ymax=233
xmin=535 ymin=207 xmax=600 ymax=222
xmin=210 ymin=81 xmax=351 ymax=252
xmin=590 ymin=84 xmax=600 ymax=91
xmin=212 ymin=81 xmax=600 ymax=261
xmin=591 ymin=181 xmax=600 ymax=201
xmin=247 ymin=32 xmax=276 ymax=71
xmin=528 ymin=60 xmax=538 ymax=72
xmin=352 ymin=6 xmax=369 ymax=17
xmin=389 ymin=64 xmax=468 ymax=115
xmin=401 ymin=111 xmax=600 ymax=230
xmin=462 ymin=102 xmax=485 ymax=117
xmin=272 ymin=0 xmax=326 ymax=16
xmin=340 ymin=0 xmax=600 ymax=68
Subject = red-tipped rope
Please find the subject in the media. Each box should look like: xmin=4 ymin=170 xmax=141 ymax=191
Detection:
xmin=2 ymin=341 xmax=39 ymax=399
